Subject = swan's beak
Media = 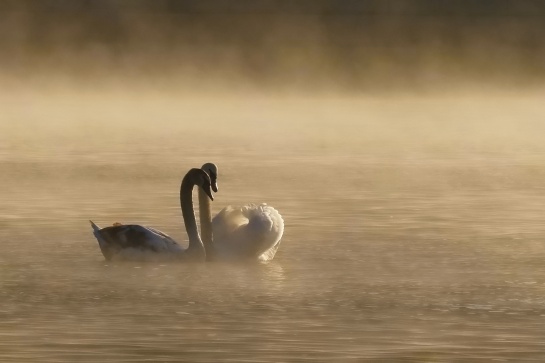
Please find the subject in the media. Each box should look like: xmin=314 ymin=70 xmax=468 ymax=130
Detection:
xmin=209 ymin=171 xmax=218 ymax=193
xmin=205 ymin=187 xmax=214 ymax=201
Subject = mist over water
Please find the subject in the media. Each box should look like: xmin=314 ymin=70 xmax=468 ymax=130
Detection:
xmin=2 ymin=2 xmax=545 ymax=362
xmin=2 ymin=0 xmax=545 ymax=90
xmin=2 ymin=91 xmax=545 ymax=361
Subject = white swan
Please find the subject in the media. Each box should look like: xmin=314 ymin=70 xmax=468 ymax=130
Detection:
xmin=211 ymin=203 xmax=284 ymax=261
xmin=199 ymin=164 xmax=284 ymax=262
xmin=90 ymin=168 xmax=214 ymax=262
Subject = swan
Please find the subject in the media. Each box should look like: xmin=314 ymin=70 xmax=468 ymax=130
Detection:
xmin=90 ymin=168 xmax=214 ymax=262
xmin=211 ymin=203 xmax=284 ymax=261
xmin=198 ymin=164 xmax=284 ymax=262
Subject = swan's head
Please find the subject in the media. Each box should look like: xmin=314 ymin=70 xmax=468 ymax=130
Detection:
xmin=198 ymin=170 xmax=215 ymax=201
xmin=186 ymin=168 xmax=214 ymax=201
xmin=201 ymin=162 xmax=218 ymax=193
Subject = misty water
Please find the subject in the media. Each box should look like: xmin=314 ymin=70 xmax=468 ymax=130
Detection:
xmin=1 ymin=90 xmax=545 ymax=361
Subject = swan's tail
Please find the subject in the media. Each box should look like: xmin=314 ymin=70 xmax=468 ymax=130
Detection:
xmin=89 ymin=220 xmax=101 ymax=232
xmin=89 ymin=220 xmax=111 ymax=260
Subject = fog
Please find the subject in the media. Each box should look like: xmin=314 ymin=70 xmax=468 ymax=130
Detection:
xmin=2 ymin=1 xmax=545 ymax=91
xmin=2 ymin=1 xmax=545 ymax=362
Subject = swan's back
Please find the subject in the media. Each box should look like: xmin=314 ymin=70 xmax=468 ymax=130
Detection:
xmin=212 ymin=204 xmax=284 ymax=261
xmin=91 ymin=222 xmax=183 ymax=261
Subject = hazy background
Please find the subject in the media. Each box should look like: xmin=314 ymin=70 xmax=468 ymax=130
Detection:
xmin=2 ymin=1 xmax=545 ymax=362
xmin=1 ymin=0 xmax=545 ymax=91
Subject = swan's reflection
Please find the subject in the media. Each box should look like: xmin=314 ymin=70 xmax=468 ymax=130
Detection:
xmin=202 ymin=262 xmax=286 ymax=293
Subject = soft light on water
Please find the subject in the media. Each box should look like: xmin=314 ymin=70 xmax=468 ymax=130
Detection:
xmin=1 ymin=91 xmax=545 ymax=361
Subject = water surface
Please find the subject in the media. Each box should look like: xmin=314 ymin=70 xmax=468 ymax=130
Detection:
xmin=1 ymin=92 xmax=545 ymax=361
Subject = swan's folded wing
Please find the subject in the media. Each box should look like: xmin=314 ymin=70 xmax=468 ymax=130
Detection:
xmin=212 ymin=204 xmax=284 ymax=260
xmin=95 ymin=224 xmax=182 ymax=260
xmin=246 ymin=204 xmax=284 ymax=259
xmin=146 ymin=227 xmax=179 ymax=245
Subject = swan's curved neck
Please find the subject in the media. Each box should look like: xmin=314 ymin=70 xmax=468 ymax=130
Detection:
xmin=180 ymin=172 xmax=206 ymax=261
xmin=198 ymin=188 xmax=214 ymax=260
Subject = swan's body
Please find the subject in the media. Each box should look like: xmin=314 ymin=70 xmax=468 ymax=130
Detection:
xmin=90 ymin=222 xmax=184 ymax=261
xmin=210 ymin=203 xmax=284 ymax=261
xmin=90 ymin=168 xmax=214 ymax=262
xmin=197 ymin=164 xmax=284 ymax=262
